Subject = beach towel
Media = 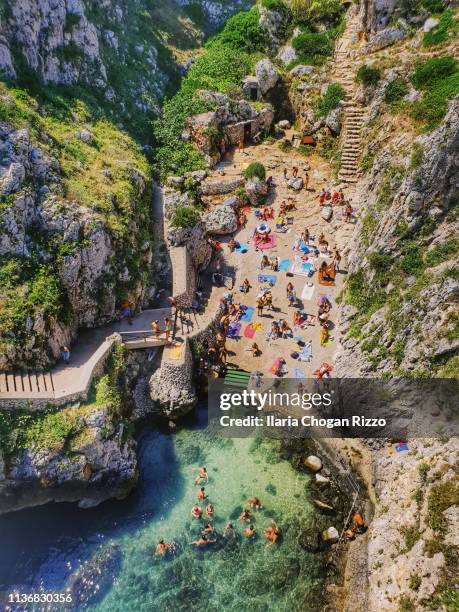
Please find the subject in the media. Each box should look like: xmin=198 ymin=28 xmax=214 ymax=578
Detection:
xmin=294 ymin=369 xmax=306 ymax=379
xmin=298 ymin=343 xmax=312 ymax=362
xmin=168 ymin=344 xmax=184 ymax=360
xmin=279 ymin=258 xmax=291 ymax=271
xmin=240 ymin=306 xmax=254 ymax=322
xmin=395 ymin=442 xmax=409 ymax=452
xmin=227 ymin=322 xmax=241 ymax=339
xmin=244 ymin=323 xmax=256 ymax=338
xmin=301 ymin=284 xmax=315 ymax=301
xmin=291 ymin=259 xmax=315 ymax=277
xmin=253 ymin=233 xmax=277 ymax=250
xmin=269 ymin=357 xmax=282 ymax=375
xmin=257 ymin=274 xmax=277 ymax=285
xmin=300 ymin=242 xmax=310 ymax=253
xmin=235 ymin=242 xmax=249 ymax=253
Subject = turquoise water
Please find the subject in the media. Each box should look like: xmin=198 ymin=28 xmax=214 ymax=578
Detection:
xmin=0 ymin=407 xmax=324 ymax=611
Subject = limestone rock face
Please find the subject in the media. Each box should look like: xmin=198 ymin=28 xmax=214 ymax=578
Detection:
xmin=290 ymin=64 xmax=314 ymax=77
xmin=203 ymin=205 xmax=238 ymax=235
xmin=363 ymin=27 xmax=406 ymax=54
xmin=245 ymin=176 xmax=268 ymax=206
xmin=255 ymin=58 xmax=279 ymax=95
xmin=164 ymin=188 xmax=194 ymax=220
xmin=258 ymin=5 xmax=284 ymax=47
xmin=0 ymin=406 xmax=138 ymax=515
xmin=149 ymin=341 xmax=197 ymax=418
xmin=324 ymin=105 xmax=343 ymax=135
xmin=276 ymin=45 xmax=297 ymax=66
xmin=423 ymin=17 xmax=439 ymax=32
xmin=0 ymin=121 xmax=154 ymax=371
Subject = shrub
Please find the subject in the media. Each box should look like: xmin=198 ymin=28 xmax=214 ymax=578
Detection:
xmin=244 ymin=162 xmax=266 ymax=181
xmin=384 ymin=78 xmax=409 ymax=104
xmin=316 ymin=83 xmax=345 ymax=116
xmin=207 ymin=8 xmax=267 ymax=54
xmin=292 ymin=31 xmax=332 ymax=64
xmin=409 ymin=143 xmax=424 ymax=169
xmin=427 ymin=480 xmax=459 ymax=532
xmin=425 ymin=239 xmax=459 ymax=267
xmin=368 ymin=252 xmax=392 ymax=272
xmin=262 ymin=0 xmax=285 ymax=11
xmin=356 ymin=64 xmax=381 ymax=86
xmin=423 ymin=10 xmax=458 ymax=47
xmin=409 ymin=70 xmax=459 ymax=129
xmin=400 ymin=244 xmax=423 ymax=275
xmin=408 ymin=574 xmax=422 ymax=591
xmin=95 ymin=374 xmax=121 ymax=409
xmin=171 ymin=206 xmax=200 ymax=228
xmin=411 ymin=56 xmax=457 ymax=89
xmin=308 ymin=0 xmax=343 ymax=23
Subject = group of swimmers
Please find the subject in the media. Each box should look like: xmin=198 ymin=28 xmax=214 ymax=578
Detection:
xmin=155 ymin=467 xmax=281 ymax=554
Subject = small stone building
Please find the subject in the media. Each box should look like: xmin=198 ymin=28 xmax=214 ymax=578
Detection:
xmin=223 ymin=107 xmax=274 ymax=146
xmin=242 ymin=76 xmax=262 ymax=101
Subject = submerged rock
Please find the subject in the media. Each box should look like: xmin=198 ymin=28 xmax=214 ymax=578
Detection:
xmin=322 ymin=526 xmax=339 ymax=542
xmin=304 ymin=455 xmax=323 ymax=472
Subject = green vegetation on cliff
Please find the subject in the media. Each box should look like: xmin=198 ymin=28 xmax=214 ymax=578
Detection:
xmin=0 ymin=83 xmax=152 ymax=355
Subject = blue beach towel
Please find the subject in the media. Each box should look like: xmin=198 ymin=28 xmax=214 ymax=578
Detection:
xmin=240 ymin=306 xmax=254 ymax=322
xmin=258 ymin=274 xmax=277 ymax=285
xmin=301 ymin=261 xmax=314 ymax=274
xmin=235 ymin=242 xmax=249 ymax=253
xmin=279 ymin=258 xmax=291 ymax=271
xmin=300 ymin=242 xmax=310 ymax=253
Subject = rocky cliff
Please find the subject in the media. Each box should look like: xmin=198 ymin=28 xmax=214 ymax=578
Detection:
xmin=0 ymin=0 xmax=252 ymax=371
xmin=0 ymin=402 xmax=138 ymax=514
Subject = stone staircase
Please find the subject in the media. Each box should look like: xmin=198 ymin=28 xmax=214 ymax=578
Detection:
xmin=0 ymin=370 xmax=55 ymax=399
xmin=332 ymin=14 xmax=367 ymax=184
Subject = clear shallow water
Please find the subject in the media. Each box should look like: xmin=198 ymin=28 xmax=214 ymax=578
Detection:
xmin=0 ymin=406 xmax=323 ymax=611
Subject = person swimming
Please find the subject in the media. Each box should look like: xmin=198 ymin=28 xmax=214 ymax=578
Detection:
xmin=224 ymin=522 xmax=236 ymax=538
xmin=239 ymin=509 xmax=251 ymax=523
xmin=264 ymin=523 xmax=280 ymax=547
xmin=191 ymin=505 xmax=202 ymax=519
xmin=205 ymin=503 xmax=214 ymax=517
xmin=191 ymin=535 xmax=216 ymax=546
xmin=202 ymin=523 xmax=214 ymax=536
xmin=155 ymin=540 xmax=171 ymax=556
xmin=197 ymin=487 xmax=207 ymax=501
xmin=248 ymin=497 xmax=263 ymax=510
xmin=244 ymin=525 xmax=256 ymax=539
xmin=195 ymin=467 xmax=209 ymax=484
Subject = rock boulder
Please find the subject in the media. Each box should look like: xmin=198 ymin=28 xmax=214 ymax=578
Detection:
xmin=245 ymin=176 xmax=268 ymax=206
xmin=287 ymin=177 xmax=304 ymax=191
xmin=304 ymin=455 xmax=323 ymax=471
xmin=255 ymin=58 xmax=279 ymax=95
xmin=203 ymin=205 xmax=238 ymax=235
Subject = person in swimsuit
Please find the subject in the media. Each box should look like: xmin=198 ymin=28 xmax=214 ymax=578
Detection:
xmin=197 ymin=487 xmax=207 ymax=501
xmin=191 ymin=505 xmax=202 ymax=519
xmin=195 ymin=467 xmax=208 ymax=484
xmin=155 ymin=540 xmax=171 ymax=556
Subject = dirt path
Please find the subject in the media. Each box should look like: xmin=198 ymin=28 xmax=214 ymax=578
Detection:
xmin=206 ymin=138 xmax=358 ymax=379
